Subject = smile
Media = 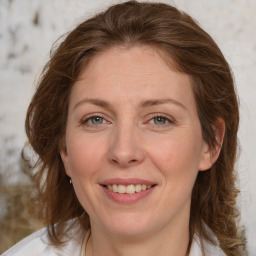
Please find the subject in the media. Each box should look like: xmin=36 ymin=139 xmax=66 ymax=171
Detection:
xmin=105 ymin=184 xmax=153 ymax=194
xmin=100 ymin=178 xmax=157 ymax=203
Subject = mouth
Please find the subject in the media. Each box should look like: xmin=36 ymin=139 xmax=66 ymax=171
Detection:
xmin=102 ymin=184 xmax=156 ymax=194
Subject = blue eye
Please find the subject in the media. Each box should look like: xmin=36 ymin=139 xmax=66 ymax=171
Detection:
xmin=147 ymin=114 xmax=175 ymax=129
xmin=153 ymin=116 xmax=169 ymax=125
xmin=90 ymin=116 xmax=104 ymax=125
xmin=82 ymin=116 xmax=106 ymax=126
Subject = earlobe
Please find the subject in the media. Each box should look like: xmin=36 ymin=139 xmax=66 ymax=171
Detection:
xmin=198 ymin=142 xmax=213 ymax=171
xmin=59 ymin=144 xmax=72 ymax=177
xmin=199 ymin=118 xmax=225 ymax=171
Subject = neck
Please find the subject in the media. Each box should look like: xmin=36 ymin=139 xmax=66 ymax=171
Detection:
xmin=87 ymin=218 xmax=190 ymax=256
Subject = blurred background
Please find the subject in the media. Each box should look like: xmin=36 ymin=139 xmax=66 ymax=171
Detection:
xmin=0 ymin=0 xmax=255 ymax=254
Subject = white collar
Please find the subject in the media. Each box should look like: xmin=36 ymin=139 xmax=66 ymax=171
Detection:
xmin=189 ymin=233 xmax=226 ymax=256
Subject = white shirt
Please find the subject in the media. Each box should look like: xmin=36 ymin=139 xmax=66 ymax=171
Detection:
xmin=1 ymin=227 xmax=226 ymax=256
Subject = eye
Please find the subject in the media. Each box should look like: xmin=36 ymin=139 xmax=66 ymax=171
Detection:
xmin=152 ymin=116 xmax=170 ymax=125
xmin=88 ymin=116 xmax=104 ymax=125
xmin=81 ymin=115 xmax=108 ymax=126
xmin=148 ymin=114 xmax=174 ymax=127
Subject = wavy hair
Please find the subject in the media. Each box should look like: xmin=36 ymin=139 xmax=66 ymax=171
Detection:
xmin=25 ymin=1 xmax=246 ymax=255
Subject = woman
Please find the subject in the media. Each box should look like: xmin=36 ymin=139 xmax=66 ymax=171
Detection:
xmin=2 ymin=1 xmax=246 ymax=255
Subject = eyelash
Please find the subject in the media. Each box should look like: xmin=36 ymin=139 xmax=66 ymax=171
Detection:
xmin=148 ymin=114 xmax=174 ymax=127
xmin=81 ymin=114 xmax=108 ymax=127
xmin=80 ymin=113 xmax=174 ymax=128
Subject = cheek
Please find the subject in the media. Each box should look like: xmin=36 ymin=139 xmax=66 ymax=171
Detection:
xmin=66 ymin=134 xmax=107 ymax=177
xmin=146 ymin=132 xmax=203 ymax=182
xmin=65 ymin=134 xmax=107 ymax=212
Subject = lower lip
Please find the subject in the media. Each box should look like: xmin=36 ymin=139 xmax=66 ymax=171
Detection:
xmin=102 ymin=186 xmax=156 ymax=204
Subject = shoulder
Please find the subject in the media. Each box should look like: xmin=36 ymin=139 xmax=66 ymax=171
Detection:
xmin=1 ymin=228 xmax=55 ymax=256
xmin=1 ymin=225 xmax=88 ymax=256
xmin=190 ymin=232 xmax=226 ymax=256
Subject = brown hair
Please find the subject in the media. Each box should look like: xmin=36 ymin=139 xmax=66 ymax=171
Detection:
xmin=25 ymin=1 xmax=246 ymax=255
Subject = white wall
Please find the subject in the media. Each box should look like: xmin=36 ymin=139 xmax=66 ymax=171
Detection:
xmin=0 ymin=0 xmax=255 ymax=254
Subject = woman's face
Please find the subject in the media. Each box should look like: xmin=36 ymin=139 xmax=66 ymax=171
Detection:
xmin=60 ymin=46 xmax=213 ymax=238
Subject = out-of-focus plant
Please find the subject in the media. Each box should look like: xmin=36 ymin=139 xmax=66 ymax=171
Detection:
xmin=0 ymin=138 xmax=43 ymax=253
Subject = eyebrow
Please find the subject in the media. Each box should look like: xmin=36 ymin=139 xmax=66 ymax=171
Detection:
xmin=139 ymin=98 xmax=187 ymax=110
xmin=73 ymin=98 xmax=111 ymax=111
xmin=73 ymin=98 xmax=187 ymax=111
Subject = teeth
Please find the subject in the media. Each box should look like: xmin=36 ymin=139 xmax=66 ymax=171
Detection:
xmin=135 ymin=184 xmax=141 ymax=193
xmin=106 ymin=184 xmax=153 ymax=194
xmin=125 ymin=185 xmax=134 ymax=194
xmin=112 ymin=184 xmax=118 ymax=192
xmin=118 ymin=185 xmax=126 ymax=194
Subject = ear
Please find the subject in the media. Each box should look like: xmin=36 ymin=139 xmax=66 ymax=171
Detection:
xmin=198 ymin=118 xmax=225 ymax=171
xmin=59 ymin=141 xmax=72 ymax=177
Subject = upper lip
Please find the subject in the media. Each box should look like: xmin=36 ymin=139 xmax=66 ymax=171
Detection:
xmin=100 ymin=178 xmax=156 ymax=186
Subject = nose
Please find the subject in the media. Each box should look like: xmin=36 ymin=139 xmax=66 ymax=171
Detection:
xmin=107 ymin=124 xmax=145 ymax=168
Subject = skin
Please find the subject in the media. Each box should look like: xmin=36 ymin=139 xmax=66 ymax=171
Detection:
xmin=60 ymin=46 xmax=222 ymax=256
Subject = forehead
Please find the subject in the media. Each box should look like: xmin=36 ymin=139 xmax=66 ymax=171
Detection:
xmin=70 ymin=45 xmax=196 ymax=111
xmin=78 ymin=45 xmax=179 ymax=80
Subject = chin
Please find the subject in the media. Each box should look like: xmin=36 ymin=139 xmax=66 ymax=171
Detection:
xmin=102 ymin=212 xmax=157 ymax=238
